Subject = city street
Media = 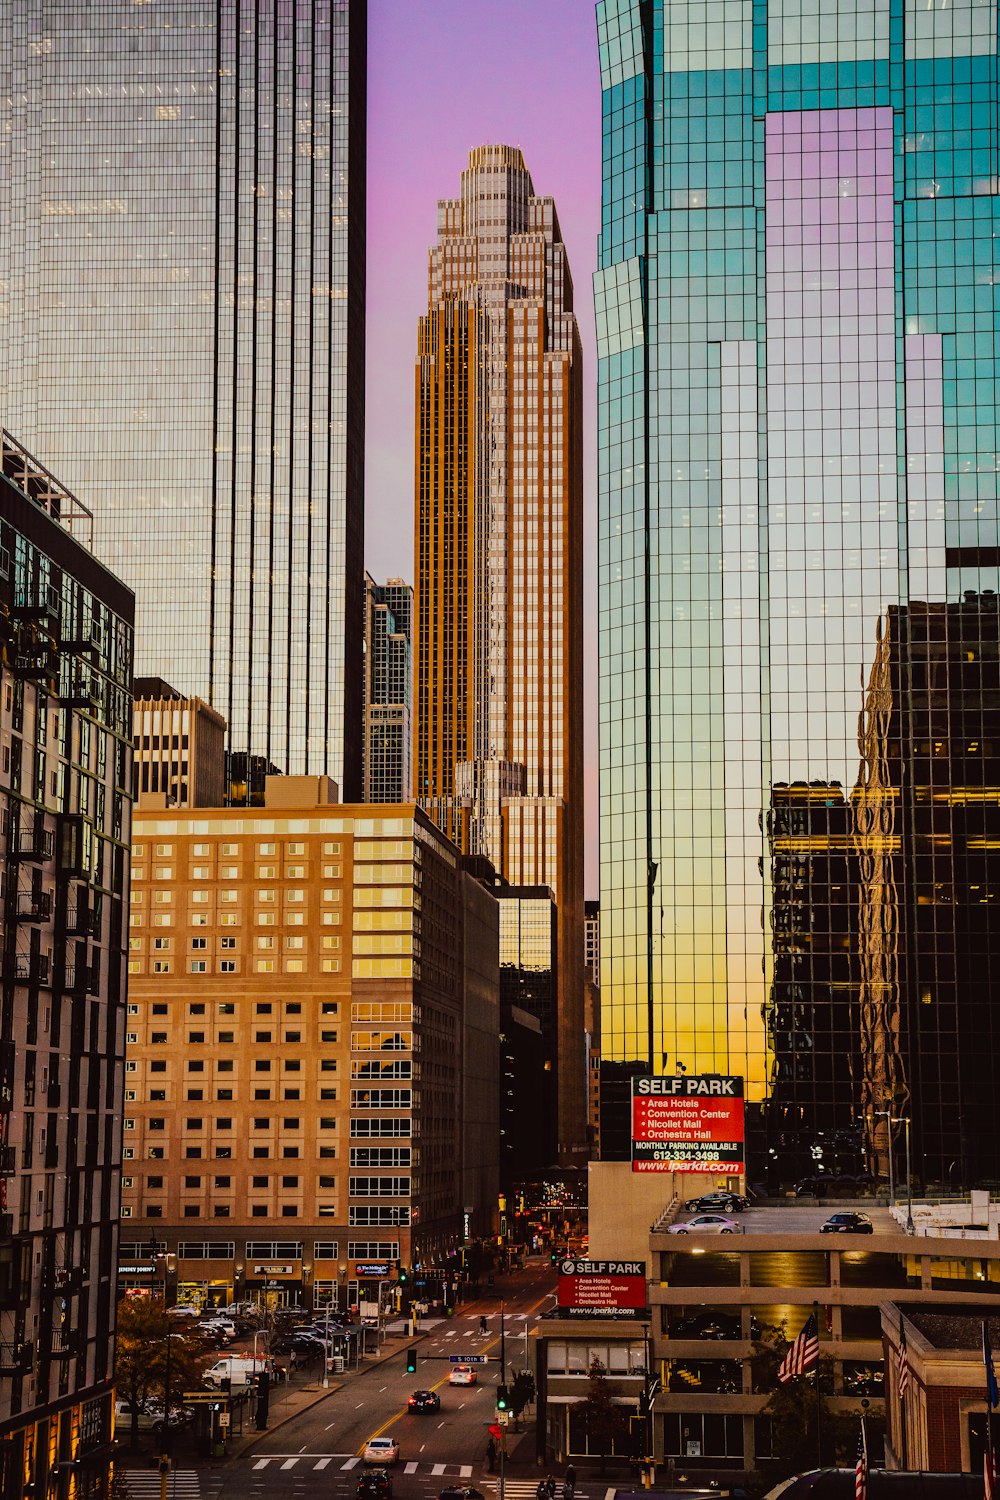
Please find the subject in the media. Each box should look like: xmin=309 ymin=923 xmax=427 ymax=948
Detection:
xmin=121 ymin=1263 xmax=559 ymax=1500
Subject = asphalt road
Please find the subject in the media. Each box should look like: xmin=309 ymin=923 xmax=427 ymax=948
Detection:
xmin=140 ymin=1262 xmax=558 ymax=1500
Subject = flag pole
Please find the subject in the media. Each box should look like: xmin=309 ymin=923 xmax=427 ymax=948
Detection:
xmin=813 ymin=1300 xmax=822 ymax=1469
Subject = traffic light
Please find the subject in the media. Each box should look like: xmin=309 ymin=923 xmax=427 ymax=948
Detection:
xmin=406 ymin=1348 xmax=417 ymax=1374
xmin=398 ymin=1264 xmax=409 ymax=1284
xmin=550 ymin=1250 xmax=558 ymax=1266
xmin=496 ymin=1385 xmax=509 ymax=1412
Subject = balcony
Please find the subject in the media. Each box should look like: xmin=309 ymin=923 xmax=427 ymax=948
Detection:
xmin=0 ymin=1146 xmax=16 ymax=1175
xmin=0 ymin=1340 xmax=33 ymax=1375
xmin=11 ymin=645 xmax=56 ymax=682
xmin=15 ymin=891 xmax=51 ymax=924
xmin=63 ymin=672 xmax=103 ymax=711
xmin=65 ymin=898 xmax=99 ymax=937
xmin=14 ymin=953 xmax=50 ymax=986
xmin=60 ymin=622 xmax=101 ymax=659
xmin=16 ymin=825 xmax=54 ymax=862
xmin=12 ymin=583 xmax=60 ymax=626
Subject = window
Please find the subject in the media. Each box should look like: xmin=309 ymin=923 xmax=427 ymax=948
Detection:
xmin=283 ymin=1088 xmax=301 ymax=1100
xmin=283 ymin=1119 xmax=300 ymax=1130
xmin=186 ymin=1118 xmax=203 ymax=1130
xmin=255 ymin=1034 xmax=272 ymax=1046
xmin=152 ymin=961 xmax=170 ymax=974
xmin=151 ymin=1032 xmax=167 ymax=1044
xmin=254 ymin=1089 xmax=271 ymax=1100
xmin=152 ymin=938 xmax=169 ymax=951
xmin=281 ymin=1205 xmax=298 ymax=1217
xmin=252 ymin=1205 xmax=268 ymax=1216
xmin=184 ymin=1147 xmax=202 ymax=1159
xmin=217 ymin=1119 xmax=232 ymax=1130
xmin=191 ymin=960 xmax=207 ymax=973
xmin=255 ymin=1059 xmax=271 ymax=1072
xmin=188 ymin=1031 xmax=205 ymax=1043
xmin=184 ymin=1176 xmax=202 ymax=1188
xmin=214 ymin=1205 xmax=231 ymax=1217
xmin=150 ymin=1090 xmax=167 ymax=1102
xmin=281 ymin=1175 xmax=299 ymax=1188
xmin=282 ymin=1147 xmax=300 ymax=1159
xmin=150 ymin=1061 xmax=166 ymax=1074
xmin=148 ymin=1119 xmax=165 ymax=1132
xmin=191 ymin=938 xmax=207 ymax=950
xmin=256 ymin=960 xmax=274 ymax=972
xmin=188 ymin=1005 xmax=205 ymax=1016
xmin=220 ymin=961 xmax=236 ymax=973
xmin=252 ymin=1147 xmax=269 ymax=1159
xmin=285 ymin=1060 xmax=301 ymax=1073
xmin=218 ymin=1035 xmax=234 ymax=1048
xmin=252 ymin=1176 xmax=268 ymax=1188
xmin=221 ymin=937 xmax=236 ymax=950
xmin=285 ymin=1003 xmax=302 ymax=1015
xmin=215 ymin=1176 xmax=231 ymax=1188
xmin=217 ymin=1089 xmax=233 ymax=1101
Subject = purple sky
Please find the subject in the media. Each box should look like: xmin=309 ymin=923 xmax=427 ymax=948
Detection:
xmin=364 ymin=0 xmax=602 ymax=894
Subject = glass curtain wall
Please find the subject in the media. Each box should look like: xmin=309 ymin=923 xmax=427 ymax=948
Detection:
xmin=1 ymin=0 xmax=366 ymax=796
xmin=596 ymin=0 xmax=1000 ymax=1172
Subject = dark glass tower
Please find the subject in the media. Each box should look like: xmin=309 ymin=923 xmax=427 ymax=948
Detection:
xmin=596 ymin=0 xmax=1000 ymax=1147
xmin=1 ymin=0 xmax=366 ymax=798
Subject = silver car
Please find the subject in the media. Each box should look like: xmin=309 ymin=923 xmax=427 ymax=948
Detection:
xmin=667 ymin=1214 xmax=743 ymax=1235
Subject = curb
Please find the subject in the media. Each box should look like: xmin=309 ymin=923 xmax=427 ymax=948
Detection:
xmin=222 ymin=1330 xmax=432 ymax=1463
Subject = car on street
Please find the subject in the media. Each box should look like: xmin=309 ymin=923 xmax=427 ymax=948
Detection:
xmin=407 ymin=1389 xmax=441 ymax=1413
xmin=684 ymin=1192 xmax=746 ymax=1213
xmin=448 ymin=1364 xmax=477 ymax=1385
xmin=357 ymin=1470 xmax=393 ymax=1499
xmin=819 ymin=1210 xmax=874 ymax=1235
xmin=166 ymin=1304 xmax=202 ymax=1319
xmin=439 ymin=1489 xmax=485 ymax=1500
xmin=667 ymin=1214 xmax=743 ymax=1235
xmin=114 ymin=1400 xmax=192 ymax=1438
xmin=364 ymin=1437 xmax=400 ymax=1466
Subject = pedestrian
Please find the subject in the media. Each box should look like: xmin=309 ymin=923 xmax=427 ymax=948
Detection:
xmin=545 ymin=1474 xmax=556 ymax=1499
xmin=480 ymin=1314 xmax=489 ymax=1335
xmin=486 ymin=1437 xmax=498 ymax=1472
xmin=289 ymin=1349 xmax=297 ymax=1375
xmin=565 ymin=1464 xmax=576 ymax=1490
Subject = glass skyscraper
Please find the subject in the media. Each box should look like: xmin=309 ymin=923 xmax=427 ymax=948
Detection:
xmin=1 ymin=0 xmax=366 ymax=797
xmin=596 ymin=0 xmax=1000 ymax=1132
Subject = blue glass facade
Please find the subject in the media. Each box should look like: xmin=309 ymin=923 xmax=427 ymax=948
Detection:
xmin=596 ymin=0 xmax=1000 ymax=1132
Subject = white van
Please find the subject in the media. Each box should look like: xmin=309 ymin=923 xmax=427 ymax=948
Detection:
xmin=203 ymin=1356 xmax=269 ymax=1390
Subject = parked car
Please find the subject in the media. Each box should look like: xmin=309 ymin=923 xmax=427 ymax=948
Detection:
xmin=448 ymin=1364 xmax=477 ymax=1386
xmin=166 ymin=1304 xmax=202 ymax=1319
xmin=357 ymin=1470 xmax=393 ymax=1499
xmin=407 ymin=1389 xmax=441 ymax=1413
xmin=670 ymin=1311 xmax=759 ymax=1340
xmin=364 ymin=1437 xmax=400 ymax=1466
xmin=667 ymin=1214 xmax=743 ymax=1236
xmin=684 ymin=1192 xmax=746 ymax=1213
xmin=439 ymin=1488 xmax=484 ymax=1500
xmin=114 ymin=1399 xmax=191 ymax=1438
xmin=820 ymin=1210 xmax=874 ymax=1235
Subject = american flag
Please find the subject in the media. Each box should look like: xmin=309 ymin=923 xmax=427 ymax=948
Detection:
xmin=777 ymin=1313 xmax=819 ymax=1384
xmin=855 ymin=1421 xmax=868 ymax=1500
xmin=898 ymin=1319 xmax=910 ymax=1401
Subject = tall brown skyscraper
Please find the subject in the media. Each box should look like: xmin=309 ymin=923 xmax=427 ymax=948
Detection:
xmin=414 ymin=145 xmax=585 ymax=1163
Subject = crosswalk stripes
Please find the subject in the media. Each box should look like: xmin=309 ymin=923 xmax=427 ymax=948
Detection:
xmin=481 ymin=1484 xmax=593 ymax=1500
xmin=250 ymin=1457 xmax=475 ymax=1476
xmin=119 ymin=1471 xmax=201 ymax=1499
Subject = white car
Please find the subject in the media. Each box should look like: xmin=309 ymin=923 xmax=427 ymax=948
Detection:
xmin=167 ymin=1303 xmax=203 ymax=1318
xmin=364 ymin=1437 xmax=400 ymax=1466
xmin=667 ymin=1214 xmax=743 ymax=1236
xmin=448 ymin=1364 xmax=477 ymax=1386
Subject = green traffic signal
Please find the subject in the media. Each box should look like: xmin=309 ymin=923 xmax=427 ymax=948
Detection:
xmin=406 ymin=1348 xmax=417 ymax=1374
xmin=496 ymin=1384 xmax=509 ymax=1411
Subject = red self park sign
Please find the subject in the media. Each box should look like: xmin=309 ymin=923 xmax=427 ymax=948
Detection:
xmin=557 ymin=1259 xmax=648 ymax=1319
xmin=631 ymin=1074 xmax=746 ymax=1174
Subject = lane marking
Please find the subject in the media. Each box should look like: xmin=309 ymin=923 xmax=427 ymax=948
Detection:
xmin=460 ymin=1466 xmax=473 ymax=1477
xmin=342 ymin=1457 xmax=361 ymax=1470
xmin=280 ymin=1459 xmax=297 ymax=1471
xmin=315 ymin=1459 xmax=332 ymax=1470
xmin=432 ymin=1464 xmax=446 ymax=1475
xmin=405 ymin=1462 xmax=418 ymax=1474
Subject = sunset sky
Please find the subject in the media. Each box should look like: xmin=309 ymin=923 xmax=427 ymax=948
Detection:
xmin=365 ymin=0 xmax=602 ymax=892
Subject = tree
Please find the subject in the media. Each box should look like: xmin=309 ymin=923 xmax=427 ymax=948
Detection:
xmin=571 ymin=1359 xmax=630 ymax=1473
xmin=115 ymin=1296 xmax=212 ymax=1450
xmin=752 ymin=1326 xmax=876 ymax=1484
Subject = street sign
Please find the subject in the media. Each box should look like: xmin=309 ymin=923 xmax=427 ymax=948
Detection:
xmin=489 ymin=1424 xmax=503 ymax=1440
xmin=450 ymin=1354 xmax=488 ymax=1363
xmin=218 ymin=1412 xmax=230 ymax=1428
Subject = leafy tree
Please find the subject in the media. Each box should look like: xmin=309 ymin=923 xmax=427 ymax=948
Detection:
xmin=115 ymin=1296 xmax=212 ymax=1450
xmin=752 ymin=1326 xmax=877 ymax=1484
xmin=572 ymin=1358 xmax=630 ymax=1473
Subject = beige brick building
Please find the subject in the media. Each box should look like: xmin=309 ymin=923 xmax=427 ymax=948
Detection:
xmin=120 ymin=777 xmax=498 ymax=1313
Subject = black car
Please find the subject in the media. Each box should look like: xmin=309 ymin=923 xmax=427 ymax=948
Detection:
xmin=439 ymin=1489 xmax=484 ymax=1500
xmin=819 ymin=1210 xmax=874 ymax=1234
xmin=407 ymin=1389 xmax=441 ymax=1413
xmin=357 ymin=1470 xmax=393 ymax=1500
xmin=684 ymin=1192 xmax=746 ymax=1213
